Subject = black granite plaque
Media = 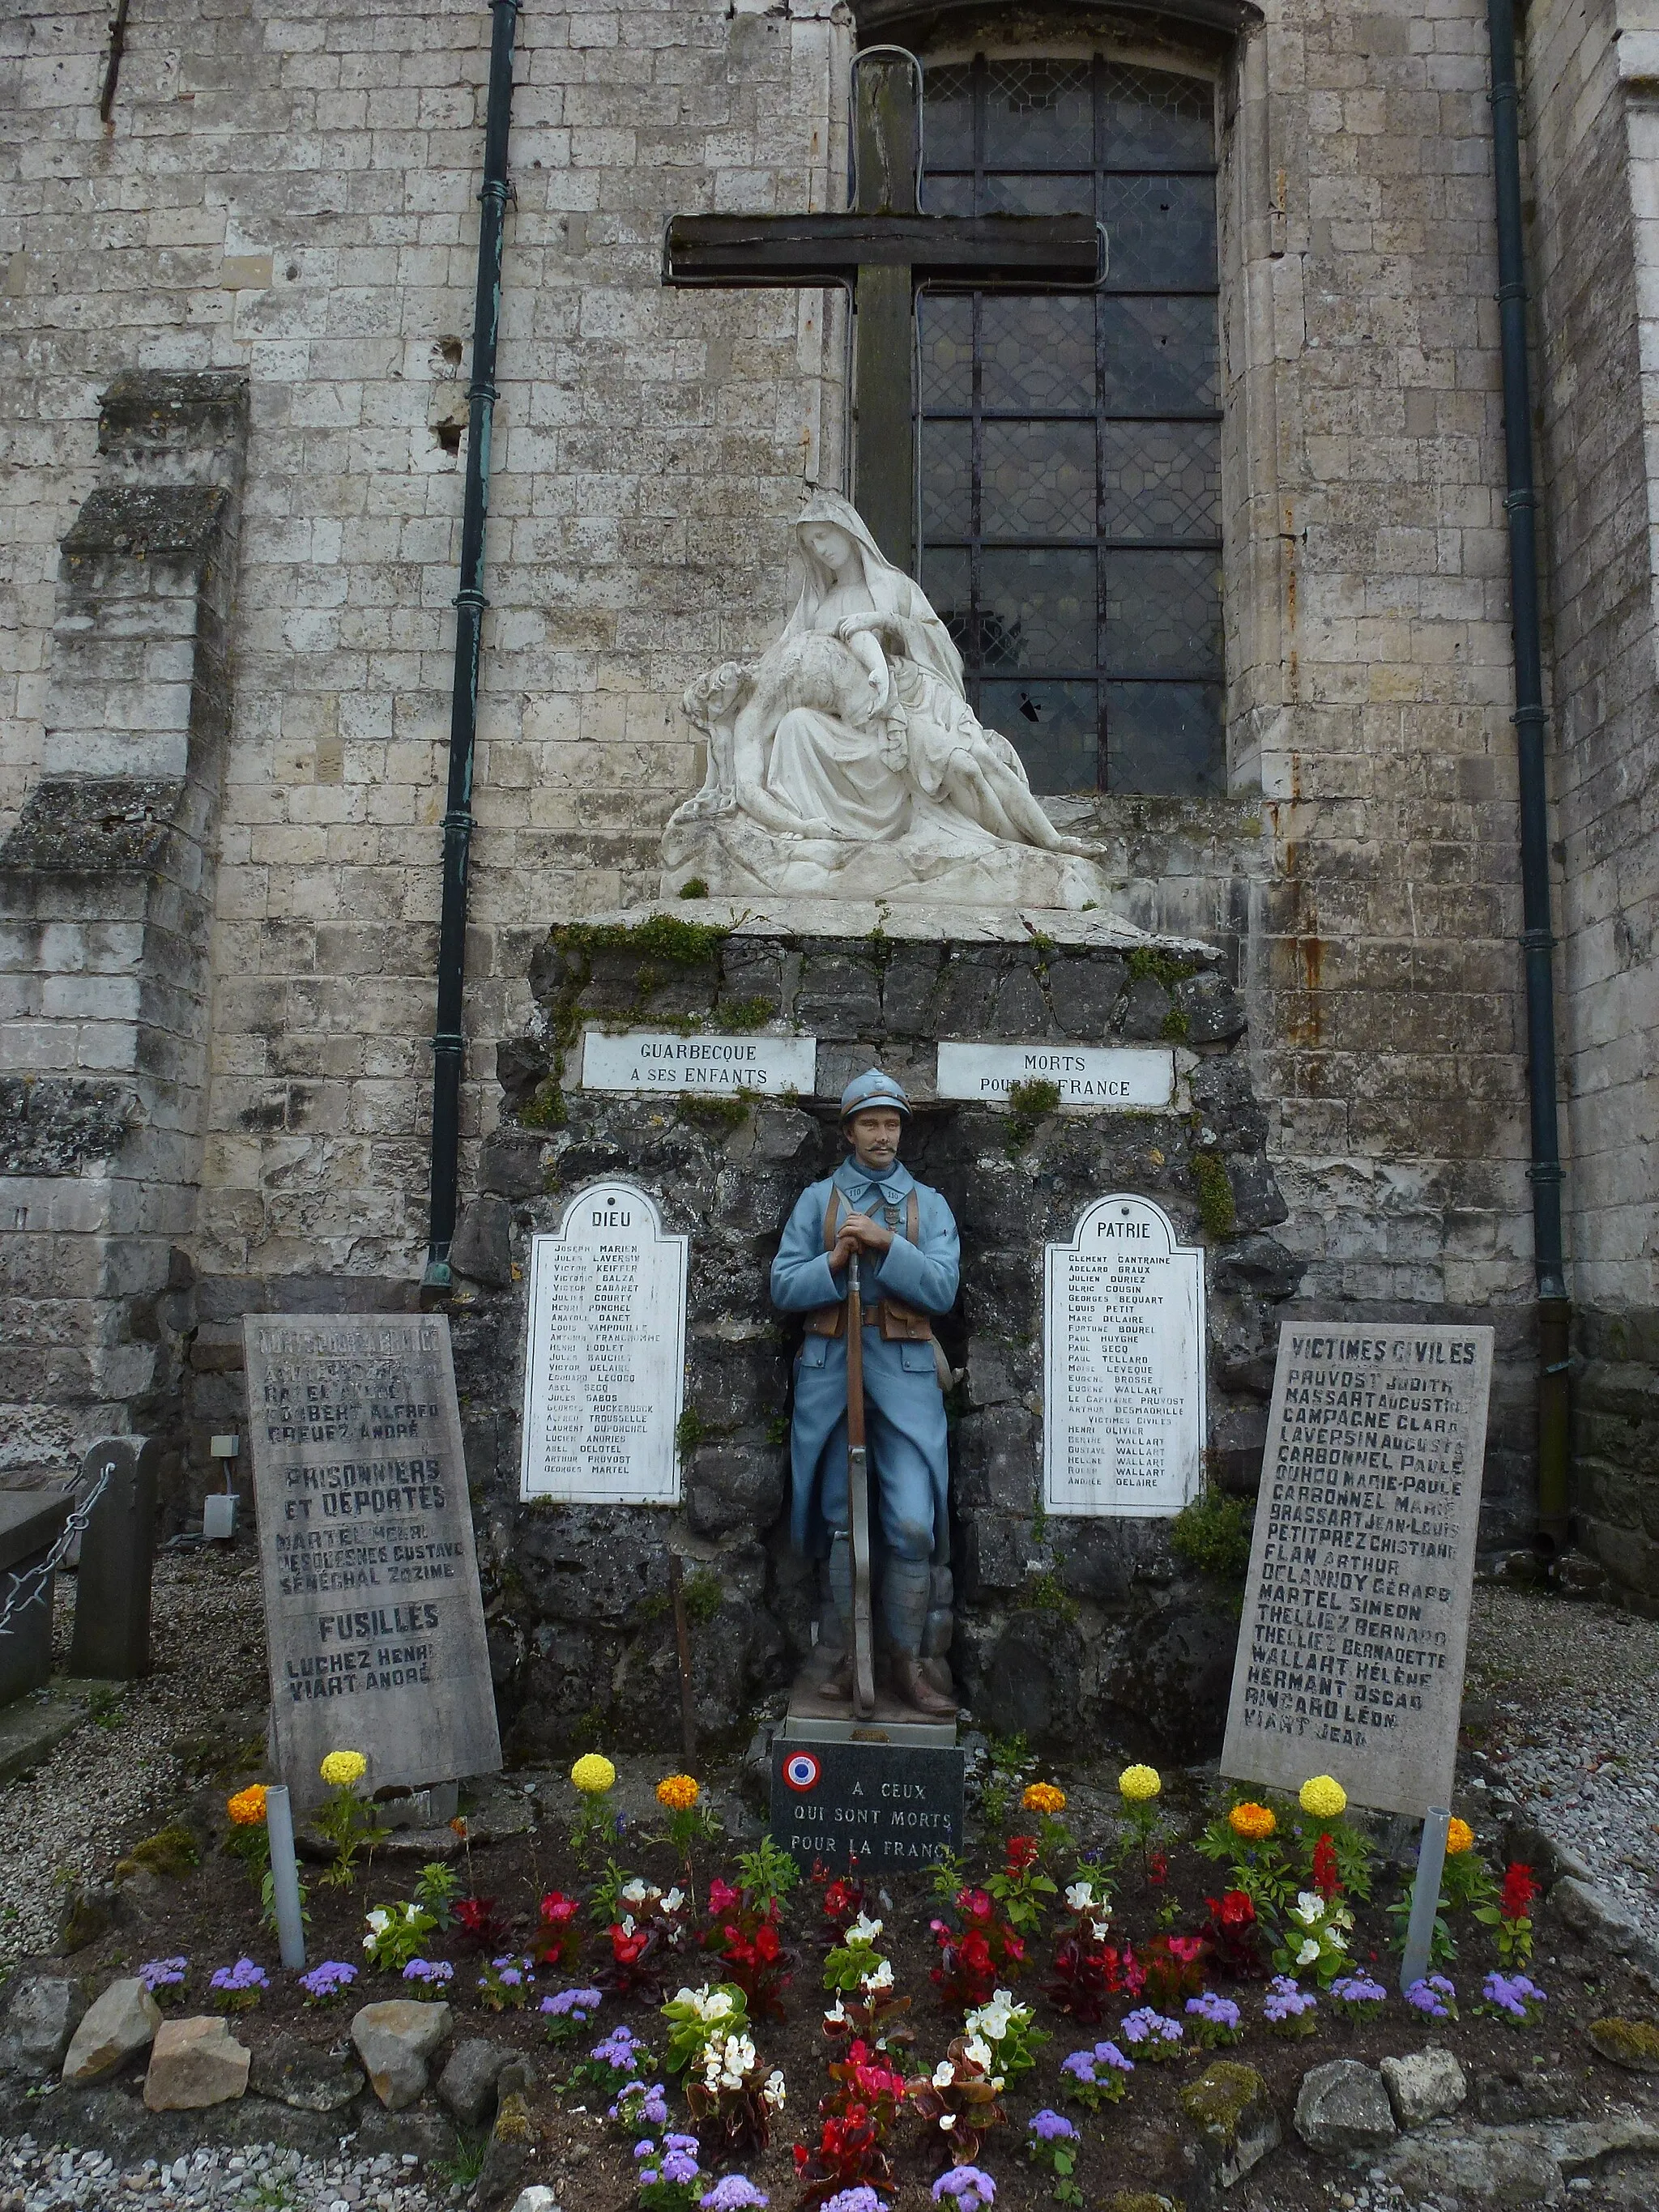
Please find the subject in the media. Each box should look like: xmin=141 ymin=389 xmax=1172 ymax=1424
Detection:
xmin=770 ymin=1740 xmax=966 ymax=1872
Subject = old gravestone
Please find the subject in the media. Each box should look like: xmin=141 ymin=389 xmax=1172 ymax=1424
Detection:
xmin=519 ymin=1183 xmax=689 ymax=1505
xmin=1043 ymin=1193 xmax=1208 ymax=1518
xmin=1221 ymin=1321 xmax=1494 ymax=1816
xmin=243 ymin=1314 xmax=501 ymax=1809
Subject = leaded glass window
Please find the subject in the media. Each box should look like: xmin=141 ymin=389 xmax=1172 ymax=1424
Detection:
xmin=918 ymin=58 xmax=1223 ymax=795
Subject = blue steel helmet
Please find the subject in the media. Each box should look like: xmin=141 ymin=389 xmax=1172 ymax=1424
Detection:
xmin=838 ymin=1069 xmax=911 ymax=1124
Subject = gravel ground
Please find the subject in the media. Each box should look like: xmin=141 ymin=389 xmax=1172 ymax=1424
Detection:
xmin=0 ymin=1545 xmax=267 ymax=1970
xmin=0 ymin=2141 xmax=452 ymax=2212
xmin=1463 ymin=1583 xmax=1659 ymax=1941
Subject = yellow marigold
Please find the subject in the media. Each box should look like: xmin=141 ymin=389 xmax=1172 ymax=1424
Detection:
xmin=572 ymin=1753 xmax=617 ymax=1795
xmin=1228 ymin=1800 xmax=1276 ymax=1842
xmin=1022 ymin=1782 xmax=1067 ymax=1816
xmin=656 ymin=1773 xmax=701 ymax=1812
xmin=1118 ymin=1764 xmax=1162 ymax=1804
xmin=320 ymin=1750 xmax=368 ymax=1788
xmin=1299 ymin=1775 xmax=1347 ymax=1820
xmin=226 ymin=1784 xmax=267 ymax=1827
xmin=1445 ymin=1816 xmax=1475 ymax=1856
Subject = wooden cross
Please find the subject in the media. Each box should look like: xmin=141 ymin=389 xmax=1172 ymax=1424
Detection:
xmin=664 ymin=53 xmax=1098 ymax=573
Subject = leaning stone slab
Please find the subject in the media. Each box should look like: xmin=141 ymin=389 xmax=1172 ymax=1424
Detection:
xmin=474 ymin=2087 xmax=537 ymax=2210
xmin=0 ymin=1976 xmax=87 ymax=2078
xmin=1586 ymin=2018 xmax=1659 ymax=2073
xmin=350 ymin=1998 xmax=452 ymax=2111
xmin=61 ymin=1977 xmax=160 ymax=2083
xmin=437 ymin=2036 xmax=511 ymax=2127
xmin=143 ymin=2016 xmax=250 ymax=2111
xmin=1380 ymin=2046 xmax=1468 ymax=2128
xmin=1294 ymin=2059 xmax=1397 ymax=2154
xmin=1179 ymin=2061 xmax=1282 ymax=2187
xmin=1543 ymin=2111 xmax=1659 ymax=2170
xmin=1550 ymin=1876 xmax=1644 ymax=1955
xmin=248 ymin=2030 xmax=365 ymax=2112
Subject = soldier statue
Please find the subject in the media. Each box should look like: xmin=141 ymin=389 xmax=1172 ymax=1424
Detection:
xmin=770 ymin=1070 xmax=959 ymax=1721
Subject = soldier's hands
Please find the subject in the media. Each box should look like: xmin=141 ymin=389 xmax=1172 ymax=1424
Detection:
xmin=842 ymin=1211 xmax=894 ymax=1256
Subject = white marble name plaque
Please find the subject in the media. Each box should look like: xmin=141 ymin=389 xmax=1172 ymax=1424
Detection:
xmin=519 ymin=1182 xmax=688 ymax=1506
xmin=1043 ymin=1194 xmax=1206 ymax=1518
xmin=937 ymin=1042 xmax=1173 ymax=1108
xmin=582 ymin=1030 xmax=817 ymax=1097
xmin=1221 ymin=1322 xmax=1493 ymax=1817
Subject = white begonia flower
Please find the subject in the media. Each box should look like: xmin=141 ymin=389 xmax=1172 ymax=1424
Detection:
xmin=847 ymin=1913 xmax=885 ymax=1946
xmin=732 ymin=2035 xmax=756 ymax=2071
xmin=662 ymin=1888 xmax=685 ymax=1913
xmin=620 ymin=1915 xmax=638 ymax=1937
xmin=673 ymin=1986 xmax=701 ymax=2007
xmin=1090 ymin=1920 xmax=1111 ymax=1942
xmin=621 ymin=1881 xmax=650 ymax=1905
xmin=1296 ymin=1938 xmax=1320 ymax=1967
xmin=366 ymin=1909 xmax=390 ymax=1934
xmin=1327 ymin=1927 xmax=1348 ymax=1952
xmin=825 ymin=1997 xmax=847 ymax=2024
xmin=940 ymin=2113 xmax=957 ymax=2130
xmin=932 ymin=2060 xmax=956 ymax=2089
xmin=1293 ymin=1892 xmax=1323 ymax=1924
xmin=963 ymin=2036 xmax=994 ymax=2070
xmin=1064 ymin=1882 xmax=1096 ymax=1912
xmin=862 ymin=1958 xmax=894 ymax=1993
xmin=989 ymin=2076 xmax=1005 ymax=2094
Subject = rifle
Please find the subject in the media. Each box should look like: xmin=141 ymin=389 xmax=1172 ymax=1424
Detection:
xmin=845 ymin=1249 xmax=877 ymax=1720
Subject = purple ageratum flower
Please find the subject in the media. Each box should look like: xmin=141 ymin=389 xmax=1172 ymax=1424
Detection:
xmin=1091 ymin=2041 xmax=1134 ymax=2073
xmin=1263 ymin=1975 xmax=1316 ymax=2022
xmin=644 ymin=2089 xmax=670 ymax=2127
xmin=635 ymin=2142 xmax=657 ymax=2162
xmin=663 ymin=2135 xmax=701 ymax=2157
xmin=660 ymin=2151 xmax=701 ymax=2186
xmin=541 ymin=1985 xmax=603 ymax=2020
xmin=700 ymin=2181 xmax=769 ymax=2212
xmin=1029 ymin=2110 xmax=1080 ymax=2142
xmin=932 ymin=2169 xmax=996 ymax=2212
xmin=1186 ymin=1993 xmax=1240 ymax=2030
xmin=138 ymin=1958 xmax=186 ymax=1994
xmin=819 ymin=2193 xmax=883 ymax=2212
xmin=1120 ymin=2007 xmax=1183 ymax=2045
xmin=1405 ymin=1975 xmax=1456 ymax=2020
xmin=403 ymin=1958 xmax=454 ymax=1988
xmin=1484 ymin=1971 xmax=1546 ymax=2020
xmin=1329 ymin=1975 xmax=1388 ymax=2006
xmin=1060 ymin=2049 xmax=1098 ymax=2082
xmin=594 ymin=2027 xmax=645 ymax=2068
xmin=298 ymin=1960 xmax=357 ymax=2001
xmin=209 ymin=1958 xmax=270 ymax=1993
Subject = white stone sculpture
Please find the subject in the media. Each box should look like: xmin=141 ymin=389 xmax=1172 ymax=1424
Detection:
xmin=662 ymin=489 xmax=1112 ymax=910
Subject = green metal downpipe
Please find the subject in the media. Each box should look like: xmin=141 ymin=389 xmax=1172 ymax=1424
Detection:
xmin=1485 ymin=0 xmax=1572 ymax=1547
xmin=424 ymin=0 xmax=520 ymax=1293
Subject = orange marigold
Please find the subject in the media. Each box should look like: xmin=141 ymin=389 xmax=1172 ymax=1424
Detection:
xmin=1022 ymin=1782 xmax=1067 ymax=1816
xmin=1445 ymin=1816 xmax=1475 ymax=1856
xmin=1228 ymin=1800 xmax=1276 ymax=1842
xmin=227 ymin=1784 xmax=268 ymax=1827
xmin=656 ymin=1773 xmax=701 ymax=1812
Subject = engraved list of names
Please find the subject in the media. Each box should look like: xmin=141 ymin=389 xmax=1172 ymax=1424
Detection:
xmin=519 ymin=1182 xmax=688 ymax=1505
xmin=1043 ymin=1195 xmax=1206 ymax=1519
xmin=243 ymin=1314 xmax=501 ymax=1809
xmin=1221 ymin=1321 xmax=1493 ymax=1817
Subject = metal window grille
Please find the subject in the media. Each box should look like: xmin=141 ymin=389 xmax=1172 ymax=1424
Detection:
xmin=918 ymin=56 xmax=1223 ymax=796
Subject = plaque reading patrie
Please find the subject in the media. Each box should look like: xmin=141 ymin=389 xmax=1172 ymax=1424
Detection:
xmin=582 ymin=1029 xmax=817 ymax=1097
xmin=937 ymin=1042 xmax=1174 ymax=1109
xmin=1043 ymin=1194 xmax=1206 ymax=1518
xmin=770 ymin=1741 xmax=966 ymax=1872
xmin=520 ymin=1182 xmax=688 ymax=1504
xmin=1221 ymin=1321 xmax=1494 ymax=1817
xmin=243 ymin=1314 xmax=501 ymax=1809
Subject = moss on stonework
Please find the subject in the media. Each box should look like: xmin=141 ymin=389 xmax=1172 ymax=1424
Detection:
xmin=1589 ymin=2017 xmax=1659 ymax=2070
xmin=1101 ymin=2195 xmax=1180 ymax=2212
xmin=1180 ymin=2059 xmax=1267 ymax=2135
xmin=1191 ymin=1149 xmax=1235 ymax=1239
xmin=1005 ymin=1076 xmax=1061 ymax=1154
xmin=1128 ymin=946 xmax=1200 ymax=989
xmin=493 ymin=2090 xmax=535 ymax=2144
xmin=678 ymin=1094 xmax=750 ymax=1134
xmin=116 ymin=1823 xmax=200 ymax=1881
xmin=1171 ymin=1486 xmax=1253 ymax=1582
xmin=556 ymin=912 xmax=729 ymax=969
xmin=519 ymin=1077 xmax=566 ymax=1130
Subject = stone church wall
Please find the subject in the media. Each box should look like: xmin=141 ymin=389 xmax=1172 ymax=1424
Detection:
xmin=0 ymin=0 xmax=1652 ymax=1595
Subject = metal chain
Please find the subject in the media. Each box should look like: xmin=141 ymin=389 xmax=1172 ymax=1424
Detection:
xmin=0 ymin=1462 xmax=113 ymax=1642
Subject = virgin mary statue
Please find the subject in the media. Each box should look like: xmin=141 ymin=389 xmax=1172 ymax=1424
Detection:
xmin=661 ymin=490 xmax=1110 ymax=910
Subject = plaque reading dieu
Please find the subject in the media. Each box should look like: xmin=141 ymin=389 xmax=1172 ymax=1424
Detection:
xmin=520 ymin=1182 xmax=689 ymax=1505
xmin=1043 ymin=1194 xmax=1206 ymax=1518
xmin=1221 ymin=1321 xmax=1493 ymax=1817
xmin=243 ymin=1314 xmax=502 ymax=1809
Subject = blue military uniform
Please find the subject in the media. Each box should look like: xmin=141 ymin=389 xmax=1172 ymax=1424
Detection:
xmin=770 ymin=1132 xmax=958 ymax=1656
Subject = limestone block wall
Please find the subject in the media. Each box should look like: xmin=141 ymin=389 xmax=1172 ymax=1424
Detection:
xmin=1525 ymin=0 xmax=1659 ymax=1599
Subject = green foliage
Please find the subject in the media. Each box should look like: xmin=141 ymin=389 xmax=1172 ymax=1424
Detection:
xmin=678 ymin=877 xmax=710 ymax=900
xmin=719 ymin=996 xmax=774 ymax=1032
xmin=260 ymin=1865 xmax=312 ymax=1937
xmin=1161 ymin=1005 xmax=1191 ymax=1042
xmin=662 ymin=1982 xmax=751 ymax=2074
xmin=675 ymin=1407 xmax=710 ymax=1455
xmin=1128 ymin=947 xmax=1200 ymax=988
xmin=1005 ymin=1077 xmax=1062 ymax=1153
xmin=362 ymin=1899 xmax=437 ymax=1971
xmin=734 ymin=1833 xmax=800 ymax=1916
xmin=120 ymin=1824 xmax=199 ymax=1880
xmin=682 ymin=1568 xmax=723 ymax=1623
xmin=679 ymin=1093 xmax=749 ymax=1132
xmin=519 ymin=1076 xmax=566 ymax=1130
xmin=315 ymin=1779 xmax=390 ymax=1890
xmin=589 ymin=1858 xmax=639 ymax=1926
xmin=929 ymin=1848 xmax=967 ymax=1902
xmin=434 ymin=2135 xmax=490 ymax=2191
xmin=765 ymin=1412 xmax=790 ymax=1445
xmin=414 ymin=1860 xmax=460 ymax=1929
xmin=558 ymin=912 xmax=729 ymax=970
xmin=1190 ymin=1149 xmax=1236 ymax=1239
xmin=987 ymin=1853 xmax=1058 ymax=1936
xmin=1170 ymin=1485 xmax=1252 ymax=1582
xmin=1025 ymin=1570 xmax=1077 ymax=1622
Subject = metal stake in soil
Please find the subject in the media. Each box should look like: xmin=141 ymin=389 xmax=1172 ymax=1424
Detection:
xmin=1400 ymin=1804 xmax=1452 ymax=1995
xmin=266 ymin=1784 xmax=308 ymax=1971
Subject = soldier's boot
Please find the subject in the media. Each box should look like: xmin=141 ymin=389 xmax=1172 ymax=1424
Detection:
xmin=884 ymin=1557 xmax=958 ymax=1720
xmin=812 ymin=1533 xmax=855 ymax=1705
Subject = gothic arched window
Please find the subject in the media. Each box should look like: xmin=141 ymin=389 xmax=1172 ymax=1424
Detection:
xmin=918 ymin=57 xmax=1222 ymax=796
